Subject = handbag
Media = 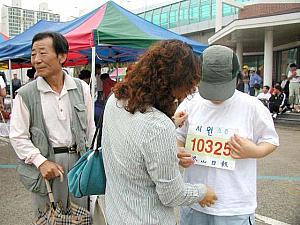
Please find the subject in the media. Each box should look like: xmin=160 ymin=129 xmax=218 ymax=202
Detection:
xmin=33 ymin=174 xmax=91 ymax=225
xmin=68 ymin=109 xmax=106 ymax=198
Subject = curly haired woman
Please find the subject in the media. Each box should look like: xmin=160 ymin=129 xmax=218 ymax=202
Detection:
xmin=101 ymin=40 xmax=217 ymax=225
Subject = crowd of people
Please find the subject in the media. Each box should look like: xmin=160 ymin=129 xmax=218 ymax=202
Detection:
xmin=5 ymin=30 xmax=297 ymax=225
xmin=237 ymin=62 xmax=300 ymax=118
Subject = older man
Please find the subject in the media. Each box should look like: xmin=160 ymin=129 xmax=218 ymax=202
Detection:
xmin=9 ymin=32 xmax=95 ymax=215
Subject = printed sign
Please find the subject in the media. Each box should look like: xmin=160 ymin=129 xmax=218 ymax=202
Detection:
xmin=185 ymin=124 xmax=237 ymax=170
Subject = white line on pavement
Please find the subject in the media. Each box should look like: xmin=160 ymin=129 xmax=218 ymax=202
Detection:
xmin=256 ymin=214 xmax=291 ymax=225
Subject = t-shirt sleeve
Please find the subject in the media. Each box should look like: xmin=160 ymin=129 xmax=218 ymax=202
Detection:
xmin=175 ymin=99 xmax=189 ymax=143
xmin=253 ymin=99 xmax=279 ymax=146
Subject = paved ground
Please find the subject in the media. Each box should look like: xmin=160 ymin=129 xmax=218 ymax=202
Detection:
xmin=0 ymin=124 xmax=299 ymax=225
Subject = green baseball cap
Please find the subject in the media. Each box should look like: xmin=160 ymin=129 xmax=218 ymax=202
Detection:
xmin=199 ymin=45 xmax=240 ymax=101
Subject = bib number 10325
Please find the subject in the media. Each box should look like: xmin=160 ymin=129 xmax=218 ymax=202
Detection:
xmin=186 ymin=135 xmax=236 ymax=170
xmin=190 ymin=138 xmax=231 ymax=156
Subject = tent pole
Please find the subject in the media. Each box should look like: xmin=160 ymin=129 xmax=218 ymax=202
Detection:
xmin=116 ymin=61 xmax=119 ymax=82
xmin=91 ymin=46 xmax=96 ymax=104
xmin=8 ymin=59 xmax=13 ymax=109
xmin=20 ymin=66 xmax=23 ymax=85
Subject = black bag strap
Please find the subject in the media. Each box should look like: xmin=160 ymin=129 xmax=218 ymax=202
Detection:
xmin=90 ymin=103 xmax=105 ymax=150
xmin=90 ymin=91 xmax=113 ymax=150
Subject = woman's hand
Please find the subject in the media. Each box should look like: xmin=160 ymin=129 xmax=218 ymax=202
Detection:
xmin=199 ymin=186 xmax=217 ymax=208
xmin=172 ymin=111 xmax=188 ymax=128
xmin=177 ymin=147 xmax=194 ymax=168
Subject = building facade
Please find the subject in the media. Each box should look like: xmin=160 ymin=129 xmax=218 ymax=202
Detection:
xmin=136 ymin=0 xmax=251 ymax=30
xmin=135 ymin=0 xmax=300 ymax=85
xmin=1 ymin=1 xmax=60 ymax=38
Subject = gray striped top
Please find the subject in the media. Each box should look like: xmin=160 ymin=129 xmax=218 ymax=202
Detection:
xmin=102 ymin=95 xmax=206 ymax=225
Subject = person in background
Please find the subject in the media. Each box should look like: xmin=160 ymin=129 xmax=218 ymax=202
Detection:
xmin=257 ymin=85 xmax=271 ymax=107
xmin=95 ymin=64 xmax=103 ymax=101
xmin=0 ymin=72 xmax=6 ymax=96
xmin=12 ymin=73 xmax=22 ymax=98
xmin=242 ymin=65 xmax=249 ymax=79
xmin=176 ymin=45 xmax=279 ymax=225
xmin=26 ymin=67 xmax=36 ymax=83
xmin=236 ymin=73 xmax=250 ymax=95
xmin=243 ymin=76 xmax=250 ymax=94
xmin=0 ymin=71 xmax=7 ymax=86
xmin=237 ymin=65 xmax=250 ymax=94
xmin=236 ymin=71 xmax=244 ymax=92
xmin=249 ymin=67 xmax=262 ymax=96
xmin=78 ymin=69 xmax=91 ymax=85
xmin=100 ymin=73 xmax=116 ymax=100
xmin=280 ymin=74 xmax=290 ymax=110
xmin=254 ymin=83 xmax=262 ymax=97
xmin=0 ymin=73 xmax=6 ymax=111
xmin=269 ymin=85 xmax=288 ymax=118
xmin=101 ymin=40 xmax=217 ymax=225
xmin=9 ymin=32 xmax=95 ymax=217
xmin=287 ymin=63 xmax=300 ymax=112
xmin=280 ymin=74 xmax=289 ymax=99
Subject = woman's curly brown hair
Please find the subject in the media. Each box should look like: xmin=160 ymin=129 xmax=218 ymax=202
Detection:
xmin=113 ymin=40 xmax=201 ymax=118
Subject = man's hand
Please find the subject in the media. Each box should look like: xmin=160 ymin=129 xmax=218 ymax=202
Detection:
xmin=172 ymin=111 xmax=188 ymax=128
xmin=177 ymin=147 xmax=194 ymax=168
xmin=199 ymin=186 xmax=217 ymax=208
xmin=38 ymin=160 xmax=64 ymax=180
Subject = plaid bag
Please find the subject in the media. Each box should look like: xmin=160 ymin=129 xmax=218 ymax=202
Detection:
xmin=33 ymin=202 xmax=91 ymax=225
xmin=32 ymin=178 xmax=91 ymax=225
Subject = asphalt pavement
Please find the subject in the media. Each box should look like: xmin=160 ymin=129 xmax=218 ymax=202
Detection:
xmin=0 ymin=124 xmax=299 ymax=225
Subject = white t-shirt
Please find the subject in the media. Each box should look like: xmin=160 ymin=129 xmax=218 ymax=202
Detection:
xmin=0 ymin=76 xmax=6 ymax=88
xmin=288 ymin=69 xmax=300 ymax=83
xmin=257 ymin=92 xmax=271 ymax=101
xmin=176 ymin=90 xmax=279 ymax=216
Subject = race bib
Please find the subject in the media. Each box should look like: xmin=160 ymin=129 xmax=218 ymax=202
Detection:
xmin=185 ymin=124 xmax=237 ymax=170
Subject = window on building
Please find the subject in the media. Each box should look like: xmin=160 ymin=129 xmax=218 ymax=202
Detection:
xmin=152 ymin=8 xmax=161 ymax=26
xmin=244 ymin=55 xmax=264 ymax=74
xmin=280 ymin=48 xmax=298 ymax=76
xmin=190 ymin=0 xmax=200 ymax=24
xmin=169 ymin=3 xmax=179 ymax=28
xmin=145 ymin=10 xmax=153 ymax=22
xmin=223 ymin=3 xmax=234 ymax=16
xmin=161 ymin=5 xmax=170 ymax=29
xmin=211 ymin=0 xmax=216 ymax=19
xmin=200 ymin=0 xmax=210 ymax=21
xmin=179 ymin=0 xmax=189 ymax=26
